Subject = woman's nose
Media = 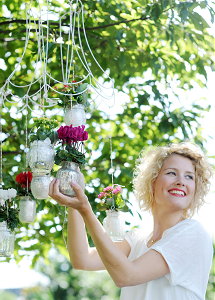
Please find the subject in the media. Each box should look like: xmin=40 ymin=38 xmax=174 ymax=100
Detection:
xmin=175 ymin=175 xmax=185 ymax=186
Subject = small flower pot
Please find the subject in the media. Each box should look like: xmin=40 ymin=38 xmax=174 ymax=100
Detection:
xmin=19 ymin=196 xmax=36 ymax=223
xmin=64 ymin=104 xmax=86 ymax=127
xmin=56 ymin=161 xmax=80 ymax=196
xmin=0 ymin=222 xmax=15 ymax=257
xmin=103 ymin=210 xmax=126 ymax=241
xmin=31 ymin=174 xmax=51 ymax=199
xmin=27 ymin=138 xmax=55 ymax=174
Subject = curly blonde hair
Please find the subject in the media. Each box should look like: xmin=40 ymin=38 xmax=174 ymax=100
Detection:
xmin=133 ymin=142 xmax=213 ymax=217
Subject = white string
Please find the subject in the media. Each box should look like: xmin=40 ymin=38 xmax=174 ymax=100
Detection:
xmin=0 ymin=0 xmax=115 ymax=112
xmin=25 ymin=98 xmax=30 ymax=194
xmin=109 ymin=136 xmax=114 ymax=187
xmin=0 ymin=103 xmax=3 ymax=188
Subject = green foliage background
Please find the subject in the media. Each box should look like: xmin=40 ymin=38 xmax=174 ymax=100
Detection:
xmin=0 ymin=0 xmax=214 ymax=298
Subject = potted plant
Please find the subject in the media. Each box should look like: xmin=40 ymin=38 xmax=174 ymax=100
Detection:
xmin=27 ymin=118 xmax=59 ymax=199
xmin=97 ymin=185 xmax=128 ymax=241
xmin=0 ymin=188 xmax=19 ymax=257
xmin=55 ymin=124 xmax=88 ymax=196
xmin=27 ymin=117 xmax=59 ymax=175
xmin=54 ymin=81 xmax=90 ymax=126
xmin=15 ymin=171 xmax=36 ymax=223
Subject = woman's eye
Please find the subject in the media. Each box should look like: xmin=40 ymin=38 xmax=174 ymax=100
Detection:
xmin=186 ymin=175 xmax=194 ymax=180
xmin=167 ymin=171 xmax=176 ymax=175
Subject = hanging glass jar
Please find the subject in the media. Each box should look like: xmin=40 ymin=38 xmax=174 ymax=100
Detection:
xmin=0 ymin=222 xmax=15 ymax=257
xmin=103 ymin=210 xmax=126 ymax=241
xmin=64 ymin=104 xmax=86 ymax=127
xmin=56 ymin=161 xmax=80 ymax=196
xmin=27 ymin=138 xmax=55 ymax=174
xmin=31 ymin=174 xmax=51 ymax=199
xmin=19 ymin=196 xmax=36 ymax=223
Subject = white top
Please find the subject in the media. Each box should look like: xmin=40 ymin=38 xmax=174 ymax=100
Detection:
xmin=120 ymin=219 xmax=213 ymax=300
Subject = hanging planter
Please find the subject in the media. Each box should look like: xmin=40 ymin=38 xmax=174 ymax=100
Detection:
xmin=97 ymin=185 xmax=129 ymax=241
xmin=55 ymin=82 xmax=89 ymax=127
xmin=103 ymin=210 xmax=126 ymax=241
xmin=64 ymin=104 xmax=86 ymax=127
xmin=0 ymin=222 xmax=15 ymax=257
xmin=19 ymin=196 xmax=36 ymax=223
xmin=55 ymin=124 xmax=88 ymax=196
xmin=31 ymin=174 xmax=51 ymax=199
xmin=0 ymin=188 xmax=19 ymax=257
xmin=56 ymin=161 xmax=81 ymax=196
xmin=27 ymin=138 xmax=55 ymax=175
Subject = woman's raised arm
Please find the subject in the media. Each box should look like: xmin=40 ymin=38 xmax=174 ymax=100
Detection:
xmin=49 ymin=178 xmax=131 ymax=272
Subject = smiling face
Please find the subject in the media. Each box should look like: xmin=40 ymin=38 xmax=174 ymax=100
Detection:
xmin=152 ymin=154 xmax=196 ymax=214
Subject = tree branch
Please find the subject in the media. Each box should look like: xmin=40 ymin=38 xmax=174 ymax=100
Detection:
xmin=0 ymin=15 xmax=150 ymax=31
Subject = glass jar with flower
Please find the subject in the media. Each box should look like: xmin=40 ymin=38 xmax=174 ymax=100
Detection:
xmin=55 ymin=124 xmax=88 ymax=196
xmin=15 ymin=171 xmax=36 ymax=223
xmin=97 ymin=185 xmax=128 ymax=241
xmin=27 ymin=117 xmax=59 ymax=175
xmin=54 ymin=81 xmax=90 ymax=126
xmin=0 ymin=188 xmax=19 ymax=257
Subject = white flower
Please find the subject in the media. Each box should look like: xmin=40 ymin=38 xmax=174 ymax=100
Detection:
xmin=0 ymin=188 xmax=17 ymax=200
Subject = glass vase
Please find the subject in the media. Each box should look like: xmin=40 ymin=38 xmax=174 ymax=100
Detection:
xmin=103 ymin=210 xmax=126 ymax=241
xmin=64 ymin=104 xmax=86 ymax=127
xmin=27 ymin=138 xmax=55 ymax=174
xmin=56 ymin=161 xmax=80 ymax=196
xmin=19 ymin=196 xmax=36 ymax=223
xmin=31 ymin=174 xmax=51 ymax=199
xmin=0 ymin=222 xmax=15 ymax=257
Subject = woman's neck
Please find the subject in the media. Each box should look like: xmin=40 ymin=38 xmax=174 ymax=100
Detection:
xmin=151 ymin=209 xmax=186 ymax=241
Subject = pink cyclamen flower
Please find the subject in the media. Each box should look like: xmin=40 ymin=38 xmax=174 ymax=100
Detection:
xmin=103 ymin=186 xmax=113 ymax=192
xmin=57 ymin=125 xmax=88 ymax=143
xmin=113 ymin=186 xmax=122 ymax=194
xmin=98 ymin=192 xmax=107 ymax=199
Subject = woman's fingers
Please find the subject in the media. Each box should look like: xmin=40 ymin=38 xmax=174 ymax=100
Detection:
xmin=49 ymin=178 xmax=60 ymax=198
xmin=49 ymin=178 xmax=89 ymax=210
xmin=70 ymin=181 xmax=87 ymax=200
xmin=49 ymin=179 xmax=71 ymax=206
xmin=48 ymin=178 xmax=56 ymax=195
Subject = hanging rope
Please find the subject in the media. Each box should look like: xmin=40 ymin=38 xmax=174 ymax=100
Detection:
xmin=0 ymin=102 xmax=3 ymax=188
xmin=0 ymin=0 xmax=115 ymax=112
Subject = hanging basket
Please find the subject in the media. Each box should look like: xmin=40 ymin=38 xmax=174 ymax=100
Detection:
xmin=0 ymin=222 xmax=15 ymax=257
xmin=64 ymin=104 xmax=86 ymax=127
xmin=19 ymin=196 xmax=36 ymax=223
xmin=27 ymin=138 xmax=55 ymax=174
xmin=31 ymin=174 xmax=51 ymax=199
xmin=103 ymin=210 xmax=126 ymax=241
xmin=56 ymin=161 xmax=80 ymax=196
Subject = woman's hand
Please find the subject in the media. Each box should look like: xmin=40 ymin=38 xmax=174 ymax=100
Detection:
xmin=49 ymin=178 xmax=91 ymax=214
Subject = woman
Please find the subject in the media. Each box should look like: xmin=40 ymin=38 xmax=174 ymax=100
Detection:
xmin=49 ymin=142 xmax=214 ymax=300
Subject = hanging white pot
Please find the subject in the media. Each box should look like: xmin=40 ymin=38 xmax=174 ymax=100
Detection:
xmin=64 ymin=104 xmax=86 ymax=127
xmin=27 ymin=138 xmax=55 ymax=174
xmin=103 ymin=210 xmax=126 ymax=241
xmin=19 ymin=196 xmax=36 ymax=223
xmin=0 ymin=222 xmax=15 ymax=257
xmin=31 ymin=174 xmax=51 ymax=199
xmin=56 ymin=161 xmax=80 ymax=196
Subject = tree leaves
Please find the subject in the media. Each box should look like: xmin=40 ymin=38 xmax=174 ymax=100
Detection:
xmin=0 ymin=0 xmax=214 ymax=265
